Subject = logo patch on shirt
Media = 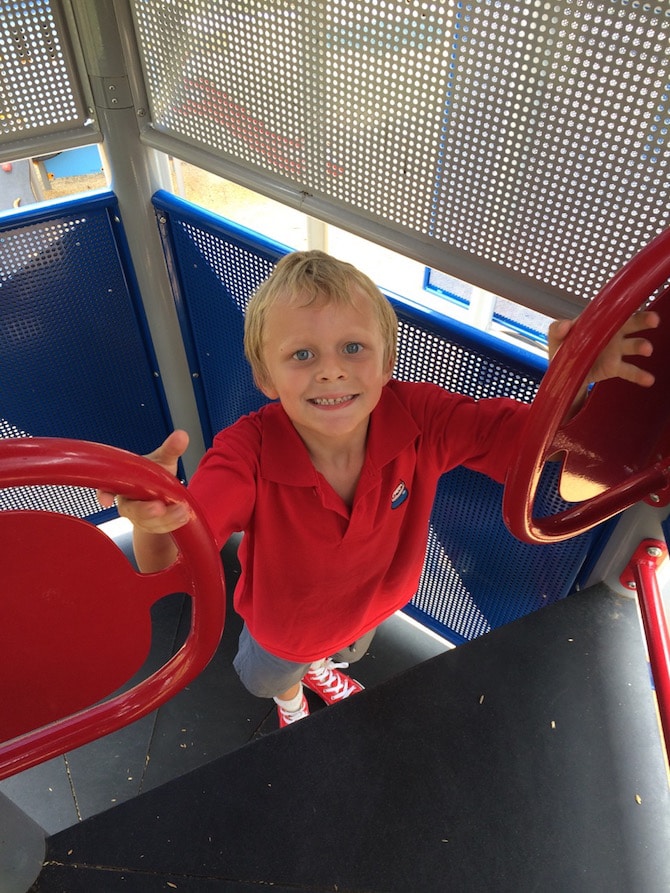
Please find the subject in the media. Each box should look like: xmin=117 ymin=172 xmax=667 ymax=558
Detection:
xmin=391 ymin=480 xmax=408 ymax=509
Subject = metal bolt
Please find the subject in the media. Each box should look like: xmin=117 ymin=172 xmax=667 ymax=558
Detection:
xmin=647 ymin=546 xmax=663 ymax=558
xmin=137 ymin=108 xmax=146 ymax=117
xmin=626 ymin=581 xmax=637 ymax=590
xmin=649 ymin=493 xmax=660 ymax=503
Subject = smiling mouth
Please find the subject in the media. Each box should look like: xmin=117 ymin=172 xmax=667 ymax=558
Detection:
xmin=309 ymin=394 xmax=356 ymax=406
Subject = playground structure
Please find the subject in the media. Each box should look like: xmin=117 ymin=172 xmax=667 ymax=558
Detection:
xmin=1 ymin=2 xmax=669 ymax=890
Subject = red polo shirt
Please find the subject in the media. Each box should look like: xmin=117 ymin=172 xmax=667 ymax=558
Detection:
xmin=188 ymin=379 xmax=528 ymax=662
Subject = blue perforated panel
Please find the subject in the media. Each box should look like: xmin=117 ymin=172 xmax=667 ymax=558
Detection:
xmin=154 ymin=190 xmax=605 ymax=642
xmin=0 ymin=193 xmax=173 ymax=520
xmin=155 ymin=193 xmax=286 ymax=445
xmin=392 ymin=305 xmax=600 ymax=642
xmin=407 ymin=464 xmax=600 ymax=644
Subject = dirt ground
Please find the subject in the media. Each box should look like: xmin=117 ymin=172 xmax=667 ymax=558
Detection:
xmin=22 ymin=160 xmax=308 ymax=250
xmin=40 ymin=171 xmax=107 ymax=200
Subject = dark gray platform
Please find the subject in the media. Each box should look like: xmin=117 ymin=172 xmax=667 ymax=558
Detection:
xmin=1 ymin=530 xmax=446 ymax=845
xmin=32 ymin=584 xmax=670 ymax=893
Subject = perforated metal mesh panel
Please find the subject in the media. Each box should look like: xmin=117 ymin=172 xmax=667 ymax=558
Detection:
xmin=155 ymin=195 xmax=284 ymax=444
xmin=412 ymin=464 xmax=592 ymax=642
xmin=0 ymin=194 xmax=173 ymax=520
xmin=393 ymin=308 xmax=543 ymax=403
xmin=155 ymin=192 xmax=601 ymax=641
xmin=432 ymin=2 xmax=670 ymax=300
xmin=133 ymin=0 xmax=669 ymax=309
xmin=0 ymin=0 xmax=89 ymax=142
xmin=392 ymin=304 xmax=596 ymax=641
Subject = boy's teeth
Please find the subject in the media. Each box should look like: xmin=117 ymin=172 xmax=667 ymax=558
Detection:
xmin=312 ymin=395 xmax=351 ymax=405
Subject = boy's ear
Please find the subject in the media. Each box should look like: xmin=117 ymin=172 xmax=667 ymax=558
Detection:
xmin=255 ymin=371 xmax=278 ymax=400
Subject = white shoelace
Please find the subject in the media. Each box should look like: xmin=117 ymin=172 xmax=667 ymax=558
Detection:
xmin=280 ymin=703 xmax=309 ymax=723
xmin=307 ymin=660 xmax=357 ymax=701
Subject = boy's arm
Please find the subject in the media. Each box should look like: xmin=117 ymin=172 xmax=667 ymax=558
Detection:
xmin=547 ymin=309 xmax=660 ymax=418
xmin=96 ymin=430 xmax=191 ymax=573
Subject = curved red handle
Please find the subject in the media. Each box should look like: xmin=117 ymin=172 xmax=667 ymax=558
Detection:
xmin=0 ymin=437 xmax=225 ymax=779
xmin=503 ymin=228 xmax=670 ymax=544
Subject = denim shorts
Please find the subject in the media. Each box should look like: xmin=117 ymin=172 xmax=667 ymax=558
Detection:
xmin=233 ymin=624 xmax=376 ymax=698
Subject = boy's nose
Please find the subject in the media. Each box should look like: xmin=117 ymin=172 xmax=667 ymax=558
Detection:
xmin=316 ymin=356 xmax=346 ymax=380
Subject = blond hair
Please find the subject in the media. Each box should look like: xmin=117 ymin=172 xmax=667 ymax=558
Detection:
xmin=244 ymin=250 xmax=398 ymax=387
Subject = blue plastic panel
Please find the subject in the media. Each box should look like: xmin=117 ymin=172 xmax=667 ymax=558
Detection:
xmin=0 ymin=193 xmax=174 ymax=521
xmin=153 ymin=190 xmax=605 ymax=642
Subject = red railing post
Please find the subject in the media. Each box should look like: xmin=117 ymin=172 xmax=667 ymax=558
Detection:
xmin=620 ymin=539 xmax=670 ymax=759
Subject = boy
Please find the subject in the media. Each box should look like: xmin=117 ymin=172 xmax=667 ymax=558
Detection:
xmin=102 ymin=251 xmax=658 ymax=727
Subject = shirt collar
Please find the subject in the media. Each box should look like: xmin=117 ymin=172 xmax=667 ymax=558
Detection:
xmin=260 ymin=382 xmax=420 ymax=485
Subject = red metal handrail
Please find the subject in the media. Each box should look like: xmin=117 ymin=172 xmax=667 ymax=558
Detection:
xmin=0 ymin=437 xmax=226 ymax=780
xmin=621 ymin=539 xmax=670 ymax=761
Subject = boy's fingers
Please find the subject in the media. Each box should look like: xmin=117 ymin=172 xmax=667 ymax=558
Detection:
xmin=116 ymin=495 xmax=190 ymax=532
xmin=95 ymin=430 xmax=189 ymax=511
xmin=616 ymin=360 xmax=655 ymax=389
xmin=624 ymin=309 xmax=660 ymax=335
xmin=550 ymin=309 xmax=660 ymax=385
xmin=623 ymin=335 xmax=654 ymax=359
xmin=96 ymin=488 xmax=116 ymax=508
xmin=547 ymin=318 xmax=574 ymax=360
xmin=551 ymin=319 xmax=573 ymax=338
xmin=146 ymin=429 xmax=190 ymax=472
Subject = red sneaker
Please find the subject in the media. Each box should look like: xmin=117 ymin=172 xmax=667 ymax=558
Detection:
xmin=302 ymin=660 xmax=364 ymax=705
xmin=276 ymin=693 xmax=310 ymax=728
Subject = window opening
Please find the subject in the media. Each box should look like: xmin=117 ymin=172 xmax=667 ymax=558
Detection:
xmin=166 ymin=160 xmax=549 ymax=361
xmin=425 ymin=266 xmax=552 ymax=348
xmin=169 ymin=159 xmax=308 ymax=250
xmin=0 ymin=145 xmax=108 ymax=213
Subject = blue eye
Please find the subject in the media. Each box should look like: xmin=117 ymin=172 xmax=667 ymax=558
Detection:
xmin=344 ymin=342 xmax=363 ymax=354
xmin=293 ymin=349 xmax=313 ymax=361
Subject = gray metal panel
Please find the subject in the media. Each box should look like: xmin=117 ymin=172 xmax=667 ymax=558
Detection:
xmin=0 ymin=0 xmax=99 ymax=159
xmin=130 ymin=0 xmax=670 ymax=314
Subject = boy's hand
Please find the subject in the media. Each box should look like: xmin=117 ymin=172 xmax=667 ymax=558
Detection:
xmin=96 ymin=430 xmax=191 ymax=534
xmin=548 ymin=309 xmax=660 ymax=389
